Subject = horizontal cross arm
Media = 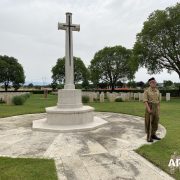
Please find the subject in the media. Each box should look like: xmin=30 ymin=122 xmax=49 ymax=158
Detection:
xmin=58 ymin=23 xmax=67 ymax=30
xmin=71 ymin=24 xmax=80 ymax=31
xmin=58 ymin=22 xmax=80 ymax=31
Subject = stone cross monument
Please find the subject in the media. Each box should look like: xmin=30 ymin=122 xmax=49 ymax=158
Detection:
xmin=58 ymin=12 xmax=80 ymax=90
xmin=32 ymin=12 xmax=107 ymax=132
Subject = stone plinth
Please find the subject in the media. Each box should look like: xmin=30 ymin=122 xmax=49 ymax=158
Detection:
xmin=32 ymin=116 xmax=107 ymax=133
xmin=46 ymin=106 xmax=94 ymax=125
xmin=33 ymin=89 xmax=107 ymax=132
xmin=57 ymin=89 xmax=82 ymax=108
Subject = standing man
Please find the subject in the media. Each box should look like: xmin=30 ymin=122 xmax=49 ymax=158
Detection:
xmin=143 ymin=77 xmax=161 ymax=142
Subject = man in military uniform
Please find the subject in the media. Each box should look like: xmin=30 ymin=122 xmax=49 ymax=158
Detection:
xmin=143 ymin=77 xmax=161 ymax=142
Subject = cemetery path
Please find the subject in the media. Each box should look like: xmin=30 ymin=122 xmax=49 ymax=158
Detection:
xmin=0 ymin=112 xmax=174 ymax=180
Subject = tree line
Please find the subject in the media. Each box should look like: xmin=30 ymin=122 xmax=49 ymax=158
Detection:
xmin=0 ymin=3 xmax=179 ymax=91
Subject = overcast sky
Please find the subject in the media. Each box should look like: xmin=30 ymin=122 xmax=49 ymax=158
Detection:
xmin=0 ymin=0 xmax=179 ymax=84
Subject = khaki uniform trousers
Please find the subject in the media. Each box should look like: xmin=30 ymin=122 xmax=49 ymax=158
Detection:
xmin=145 ymin=102 xmax=159 ymax=136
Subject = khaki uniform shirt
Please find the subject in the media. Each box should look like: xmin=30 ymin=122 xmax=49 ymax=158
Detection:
xmin=143 ymin=87 xmax=160 ymax=104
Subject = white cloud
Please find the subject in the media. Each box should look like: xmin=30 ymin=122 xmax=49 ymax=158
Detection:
xmin=0 ymin=0 xmax=179 ymax=83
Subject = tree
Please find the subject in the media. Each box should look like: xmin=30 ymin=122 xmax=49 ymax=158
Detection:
xmin=133 ymin=3 xmax=180 ymax=78
xmin=50 ymin=81 xmax=58 ymax=91
xmin=174 ymin=82 xmax=180 ymax=89
xmin=89 ymin=45 xmax=138 ymax=91
xmin=127 ymin=81 xmax=136 ymax=88
xmin=136 ymin=81 xmax=145 ymax=89
xmin=51 ymin=56 xmax=89 ymax=86
xmin=97 ymin=82 xmax=108 ymax=89
xmin=28 ymin=83 xmax=34 ymax=88
xmin=163 ymin=80 xmax=173 ymax=88
xmin=0 ymin=55 xmax=25 ymax=91
xmin=116 ymin=81 xmax=123 ymax=88
xmin=81 ymin=79 xmax=90 ymax=90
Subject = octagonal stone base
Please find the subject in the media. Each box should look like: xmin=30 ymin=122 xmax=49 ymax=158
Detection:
xmin=32 ymin=105 xmax=107 ymax=132
xmin=46 ymin=106 xmax=94 ymax=125
xmin=32 ymin=116 xmax=107 ymax=133
xmin=32 ymin=89 xmax=107 ymax=132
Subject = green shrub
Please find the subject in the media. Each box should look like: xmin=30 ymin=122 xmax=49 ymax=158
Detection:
xmin=82 ymin=95 xmax=89 ymax=103
xmin=0 ymin=98 xmax=5 ymax=104
xmin=12 ymin=93 xmax=30 ymax=105
xmin=93 ymin=98 xmax=99 ymax=102
xmin=23 ymin=93 xmax=30 ymax=99
xmin=115 ymin=97 xmax=123 ymax=102
xmin=12 ymin=96 xmax=26 ymax=105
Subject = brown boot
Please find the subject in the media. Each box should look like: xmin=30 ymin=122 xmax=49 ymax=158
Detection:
xmin=151 ymin=134 xmax=161 ymax=140
xmin=147 ymin=138 xmax=153 ymax=142
xmin=147 ymin=134 xmax=154 ymax=142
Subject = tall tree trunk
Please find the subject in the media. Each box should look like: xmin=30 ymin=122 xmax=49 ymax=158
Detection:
xmin=111 ymin=83 xmax=115 ymax=93
xmin=4 ymin=83 xmax=8 ymax=92
xmin=4 ymin=84 xmax=8 ymax=92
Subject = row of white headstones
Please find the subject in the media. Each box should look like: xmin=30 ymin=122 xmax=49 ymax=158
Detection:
xmin=0 ymin=92 xmax=171 ymax=105
xmin=82 ymin=92 xmax=171 ymax=102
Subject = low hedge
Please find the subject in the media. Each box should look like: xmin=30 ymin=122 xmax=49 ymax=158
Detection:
xmin=82 ymin=95 xmax=89 ymax=103
xmin=115 ymin=97 xmax=123 ymax=102
xmin=12 ymin=94 xmax=30 ymax=105
xmin=0 ymin=98 xmax=5 ymax=104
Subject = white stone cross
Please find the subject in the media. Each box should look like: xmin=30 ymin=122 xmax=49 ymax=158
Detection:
xmin=58 ymin=12 xmax=80 ymax=89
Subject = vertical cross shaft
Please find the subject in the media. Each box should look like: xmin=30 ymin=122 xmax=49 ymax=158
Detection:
xmin=58 ymin=12 xmax=80 ymax=90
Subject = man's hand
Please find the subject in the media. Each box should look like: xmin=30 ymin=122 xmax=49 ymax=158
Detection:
xmin=147 ymin=107 xmax=152 ymax=114
xmin=144 ymin=102 xmax=152 ymax=114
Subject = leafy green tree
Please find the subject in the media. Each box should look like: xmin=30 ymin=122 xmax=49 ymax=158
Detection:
xmin=136 ymin=81 xmax=145 ymax=89
xmin=0 ymin=55 xmax=25 ymax=91
xmin=133 ymin=3 xmax=180 ymax=78
xmin=163 ymin=80 xmax=173 ymax=88
xmin=97 ymin=82 xmax=108 ymax=89
xmin=89 ymin=45 xmax=138 ymax=91
xmin=52 ymin=57 xmax=89 ymax=86
xmin=116 ymin=81 xmax=123 ymax=88
xmin=127 ymin=81 xmax=136 ymax=88
xmin=81 ymin=79 xmax=90 ymax=90
xmin=50 ymin=81 xmax=58 ymax=91
xmin=28 ymin=83 xmax=34 ymax=88
xmin=174 ymin=82 xmax=180 ymax=89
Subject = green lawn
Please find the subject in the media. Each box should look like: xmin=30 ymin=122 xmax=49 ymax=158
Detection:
xmin=0 ymin=94 xmax=180 ymax=179
xmin=0 ymin=94 xmax=57 ymax=118
xmin=0 ymin=94 xmax=58 ymax=180
xmin=89 ymin=99 xmax=180 ymax=180
xmin=0 ymin=157 xmax=58 ymax=180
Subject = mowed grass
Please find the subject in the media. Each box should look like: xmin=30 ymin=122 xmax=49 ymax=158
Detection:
xmin=0 ymin=94 xmax=180 ymax=179
xmin=88 ymin=99 xmax=180 ymax=180
xmin=0 ymin=94 xmax=58 ymax=180
xmin=0 ymin=94 xmax=57 ymax=118
xmin=0 ymin=157 xmax=58 ymax=180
